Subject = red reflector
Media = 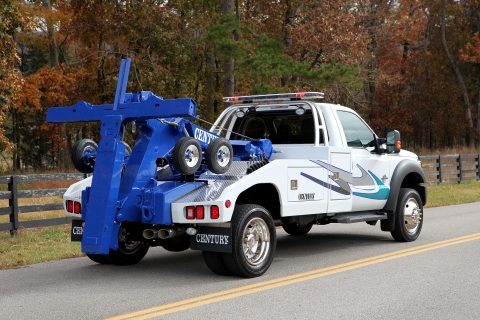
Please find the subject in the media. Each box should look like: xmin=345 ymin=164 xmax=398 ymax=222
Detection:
xmin=186 ymin=206 xmax=195 ymax=220
xmin=73 ymin=201 xmax=81 ymax=214
xmin=196 ymin=206 xmax=205 ymax=219
xmin=66 ymin=200 xmax=73 ymax=213
xmin=211 ymin=205 xmax=219 ymax=219
xmin=225 ymin=200 xmax=231 ymax=208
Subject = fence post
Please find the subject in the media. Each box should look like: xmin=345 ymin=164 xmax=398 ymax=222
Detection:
xmin=438 ymin=155 xmax=442 ymax=183
xmin=478 ymin=154 xmax=480 ymax=180
xmin=8 ymin=175 xmax=19 ymax=236
xmin=458 ymin=154 xmax=463 ymax=183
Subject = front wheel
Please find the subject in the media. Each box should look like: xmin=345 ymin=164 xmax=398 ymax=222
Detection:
xmin=222 ymin=204 xmax=276 ymax=278
xmin=391 ymin=188 xmax=423 ymax=242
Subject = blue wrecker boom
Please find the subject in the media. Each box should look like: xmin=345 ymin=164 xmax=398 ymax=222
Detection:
xmin=46 ymin=58 xmax=272 ymax=255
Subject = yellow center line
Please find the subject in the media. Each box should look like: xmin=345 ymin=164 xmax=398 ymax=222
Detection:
xmin=107 ymin=232 xmax=480 ymax=320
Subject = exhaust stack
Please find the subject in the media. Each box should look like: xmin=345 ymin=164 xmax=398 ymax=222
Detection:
xmin=143 ymin=227 xmax=186 ymax=240
xmin=158 ymin=227 xmax=186 ymax=239
xmin=143 ymin=229 xmax=159 ymax=239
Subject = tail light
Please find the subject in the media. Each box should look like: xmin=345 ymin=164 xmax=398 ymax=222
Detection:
xmin=73 ymin=201 xmax=81 ymax=214
xmin=195 ymin=206 xmax=205 ymax=219
xmin=186 ymin=206 xmax=195 ymax=220
xmin=66 ymin=200 xmax=73 ymax=213
xmin=211 ymin=205 xmax=219 ymax=219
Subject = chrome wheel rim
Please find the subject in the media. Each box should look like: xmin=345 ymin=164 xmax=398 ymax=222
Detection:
xmin=242 ymin=217 xmax=270 ymax=266
xmin=404 ymin=197 xmax=422 ymax=234
xmin=216 ymin=145 xmax=231 ymax=168
xmin=184 ymin=145 xmax=200 ymax=168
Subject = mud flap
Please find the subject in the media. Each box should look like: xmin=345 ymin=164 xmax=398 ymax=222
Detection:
xmin=380 ymin=214 xmax=395 ymax=231
xmin=190 ymin=226 xmax=232 ymax=253
xmin=71 ymin=219 xmax=85 ymax=242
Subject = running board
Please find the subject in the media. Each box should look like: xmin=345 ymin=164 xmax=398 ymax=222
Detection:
xmin=330 ymin=212 xmax=388 ymax=224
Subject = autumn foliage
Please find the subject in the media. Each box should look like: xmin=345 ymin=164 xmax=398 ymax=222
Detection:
xmin=1 ymin=0 xmax=480 ymax=172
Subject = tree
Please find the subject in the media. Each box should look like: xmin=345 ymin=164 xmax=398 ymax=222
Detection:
xmin=441 ymin=0 xmax=474 ymax=146
xmin=1 ymin=0 xmax=34 ymax=171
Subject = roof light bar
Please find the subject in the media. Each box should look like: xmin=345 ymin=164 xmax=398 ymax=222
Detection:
xmin=223 ymin=92 xmax=324 ymax=103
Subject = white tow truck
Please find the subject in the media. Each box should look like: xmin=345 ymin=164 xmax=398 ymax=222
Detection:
xmin=60 ymin=90 xmax=426 ymax=278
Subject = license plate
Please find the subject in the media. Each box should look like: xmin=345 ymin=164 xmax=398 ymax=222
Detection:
xmin=71 ymin=219 xmax=84 ymax=242
xmin=190 ymin=226 xmax=232 ymax=253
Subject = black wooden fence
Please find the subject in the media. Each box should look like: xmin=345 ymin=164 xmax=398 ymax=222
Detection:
xmin=419 ymin=154 xmax=480 ymax=183
xmin=0 ymin=173 xmax=85 ymax=235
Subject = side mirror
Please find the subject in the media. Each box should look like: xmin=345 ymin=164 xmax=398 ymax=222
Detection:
xmin=376 ymin=138 xmax=387 ymax=154
xmin=387 ymin=130 xmax=401 ymax=153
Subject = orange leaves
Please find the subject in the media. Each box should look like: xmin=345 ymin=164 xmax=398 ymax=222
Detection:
xmin=460 ymin=32 xmax=480 ymax=63
xmin=13 ymin=65 xmax=77 ymax=112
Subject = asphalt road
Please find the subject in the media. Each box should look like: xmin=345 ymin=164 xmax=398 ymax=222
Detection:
xmin=1 ymin=202 xmax=480 ymax=320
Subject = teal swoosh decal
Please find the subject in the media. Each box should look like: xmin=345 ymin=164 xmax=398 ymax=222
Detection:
xmin=352 ymin=171 xmax=390 ymax=200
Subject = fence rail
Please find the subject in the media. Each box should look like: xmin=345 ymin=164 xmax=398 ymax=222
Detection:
xmin=419 ymin=154 xmax=480 ymax=183
xmin=0 ymin=173 xmax=85 ymax=235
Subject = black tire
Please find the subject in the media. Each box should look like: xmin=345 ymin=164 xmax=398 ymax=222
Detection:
xmin=222 ymin=204 xmax=276 ymax=278
xmin=86 ymin=253 xmax=111 ymax=264
xmin=206 ymin=138 xmax=233 ymax=174
xmin=161 ymin=236 xmax=190 ymax=252
xmin=282 ymin=222 xmax=313 ymax=236
xmin=202 ymin=251 xmax=233 ymax=276
xmin=71 ymin=139 xmax=97 ymax=173
xmin=106 ymin=241 xmax=150 ymax=265
xmin=391 ymin=188 xmax=423 ymax=242
xmin=172 ymin=137 xmax=203 ymax=175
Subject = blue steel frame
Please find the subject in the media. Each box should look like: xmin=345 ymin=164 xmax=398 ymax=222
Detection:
xmin=46 ymin=58 xmax=273 ymax=255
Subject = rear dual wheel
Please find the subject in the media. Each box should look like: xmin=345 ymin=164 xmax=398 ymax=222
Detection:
xmin=202 ymin=204 xmax=276 ymax=278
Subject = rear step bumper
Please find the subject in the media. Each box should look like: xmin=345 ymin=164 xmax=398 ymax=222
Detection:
xmin=330 ymin=212 xmax=388 ymax=223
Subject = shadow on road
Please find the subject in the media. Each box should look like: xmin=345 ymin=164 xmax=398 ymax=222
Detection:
xmin=60 ymin=224 xmax=395 ymax=287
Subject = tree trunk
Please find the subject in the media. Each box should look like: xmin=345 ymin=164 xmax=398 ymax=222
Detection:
xmin=205 ymin=47 xmax=217 ymax=118
xmin=366 ymin=0 xmax=377 ymax=109
xmin=222 ymin=0 xmax=235 ymax=107
xmin=43 ymin=0 xmax=68 ymax=171
xmin=441 ymin=0 xmax=473 ymax=146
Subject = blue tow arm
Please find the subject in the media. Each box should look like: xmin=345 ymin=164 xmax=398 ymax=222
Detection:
xmin=46 ymin=58 xmax=272 ymax=255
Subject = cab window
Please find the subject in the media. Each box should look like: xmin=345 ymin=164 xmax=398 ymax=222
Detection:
xmin=229 ymin=109 xmax=318 ymax=144
xmin=337 ymin=111 xmax=375 ymax=150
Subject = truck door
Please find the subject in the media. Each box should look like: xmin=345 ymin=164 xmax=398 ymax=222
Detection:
xmin=336 ymin=110 xmax=390 ymax=212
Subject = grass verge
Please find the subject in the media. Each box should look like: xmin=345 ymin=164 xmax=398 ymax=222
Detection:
xmin=0 ymin=225 xmax=83 ymax=270
xmin=1 ymin=180 xmax=479 ymax=270
xmin=425 ymin=180 xmax=480 ymax=208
